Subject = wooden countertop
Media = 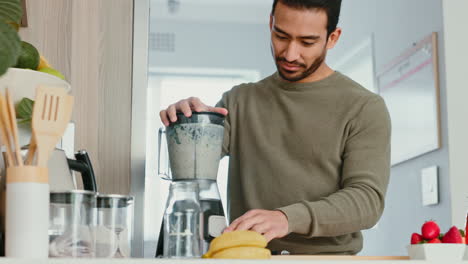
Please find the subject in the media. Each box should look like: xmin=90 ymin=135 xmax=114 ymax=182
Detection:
xmin=271 ymin=255 xmax=410 ymax=260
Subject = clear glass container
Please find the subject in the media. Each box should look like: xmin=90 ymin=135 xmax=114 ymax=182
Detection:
xmin=49 ymin=190 xmax=97 ymax=258
xmin=95 ymin=194 xmax=134 ymax=258
xmin=163 ymin=181 xmax=202 ymax=258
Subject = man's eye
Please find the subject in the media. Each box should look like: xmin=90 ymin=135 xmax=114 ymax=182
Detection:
xmin=303 ymin=42 xmax=315 ymax=46
xmin=276 ymin=34 xmax=287 ymax=40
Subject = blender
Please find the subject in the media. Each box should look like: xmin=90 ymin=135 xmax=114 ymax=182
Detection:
xmin=155 ymin=112 xmax=227 ymax=257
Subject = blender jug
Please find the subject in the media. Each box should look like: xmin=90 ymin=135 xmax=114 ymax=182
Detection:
xmin=163 ymin=181 xmax=202 ymax=258
xmin=156 ymin=112 xmax=227 ymax=257
xmin=158 ymin=112 xmax=225 ymax=181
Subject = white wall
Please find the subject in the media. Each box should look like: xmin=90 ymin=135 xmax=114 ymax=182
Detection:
xmin=328 ymin=0 xmax=451 ymax=256
xmin=443 ymin=0 xmax=468 ymax=228
xmin=149 ymin=20 xmax=275 ymax=78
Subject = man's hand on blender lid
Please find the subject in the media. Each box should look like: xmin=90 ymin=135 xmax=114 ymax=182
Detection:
xmin=159 ymin=97 xmax=228 ymax=126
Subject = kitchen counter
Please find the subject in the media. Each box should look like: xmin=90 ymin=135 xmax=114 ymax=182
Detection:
xmin=0 ymin=256 xmax=465 ymax=264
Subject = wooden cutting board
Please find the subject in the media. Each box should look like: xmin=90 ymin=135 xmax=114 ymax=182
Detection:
xmin=271 ymin=255 xmax=410 ymax=260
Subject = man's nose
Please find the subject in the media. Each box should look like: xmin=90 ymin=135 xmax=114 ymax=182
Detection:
xmin=283 ymin=42 xmax=300 ymax=62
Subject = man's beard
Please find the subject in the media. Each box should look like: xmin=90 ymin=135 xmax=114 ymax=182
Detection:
xmin=274 ymin=46 xmax=327 ymax=82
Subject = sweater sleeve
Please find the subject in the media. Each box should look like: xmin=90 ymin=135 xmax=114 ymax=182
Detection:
xmin=277 ymin=96 xmax=391 ymax=237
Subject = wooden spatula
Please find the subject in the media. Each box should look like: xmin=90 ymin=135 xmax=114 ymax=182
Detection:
xmin=31 ymin=86 xmax=74 ymax=168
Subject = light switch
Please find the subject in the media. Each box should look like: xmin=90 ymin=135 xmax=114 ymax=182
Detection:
xmin=421 ymin=166 xmax=439 ymax=206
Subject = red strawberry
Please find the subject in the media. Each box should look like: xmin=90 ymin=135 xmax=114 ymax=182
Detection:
xmin=411 ymin=233 xmax=423 ymax=244
xmin=466 ymin=214 xmax=468 ymax=245
xmin=421 ymin=221 xmax=440 ymax=240
xmin=441 ymin=226 xmax=463 ymax=243
xmin=428 ymin=238 xmax=441 ymax=243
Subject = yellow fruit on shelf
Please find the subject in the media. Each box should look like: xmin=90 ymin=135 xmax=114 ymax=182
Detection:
xmin=211 ymin=247 xmax=271 ymax=259
xmin=207 ymin=230 xmax=267 ymax=256
xmin=203 ymin=230 xmax=270 ymax=259
xmin=37 ymin=55 xmax=52 ymax=70
xmin=38 ymin=67 xmax=65 ymax=80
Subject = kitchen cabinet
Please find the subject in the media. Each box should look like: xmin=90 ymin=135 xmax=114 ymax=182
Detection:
xmin=18 ymin=0 xmax=134 ymax=195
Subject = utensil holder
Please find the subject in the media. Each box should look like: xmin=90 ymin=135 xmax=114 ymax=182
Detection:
xmin=6 ymin=166 xmax=49 ymax=258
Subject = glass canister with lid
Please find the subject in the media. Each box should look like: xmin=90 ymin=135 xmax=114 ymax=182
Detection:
xmin=95 ymin=194 xmax=134 ymax=258
xmin=49 ymin=190 xmax=97 ymax=258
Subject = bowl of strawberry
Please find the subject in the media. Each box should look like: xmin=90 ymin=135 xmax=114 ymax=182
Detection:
xmin=408 ymin=220 xmax=467 ymax=260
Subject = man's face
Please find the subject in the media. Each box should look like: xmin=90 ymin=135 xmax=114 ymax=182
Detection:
xmin=270 ymin=2 xmax=338 ymax=82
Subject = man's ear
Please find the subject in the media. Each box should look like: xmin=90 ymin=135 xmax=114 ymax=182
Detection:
xmin=326 ymin=27 xmax=342 ymax=50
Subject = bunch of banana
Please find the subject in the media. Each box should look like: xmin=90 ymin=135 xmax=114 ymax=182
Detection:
xmin=203 ymin=230 xmax=271 ymax=259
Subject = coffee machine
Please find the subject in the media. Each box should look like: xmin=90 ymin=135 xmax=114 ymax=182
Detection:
xmin=155 ymin=112 xmax=227 ymax=257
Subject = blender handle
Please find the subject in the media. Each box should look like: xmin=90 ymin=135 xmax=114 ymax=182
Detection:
xmin=158 ymin=127 xmax=171 ymax=180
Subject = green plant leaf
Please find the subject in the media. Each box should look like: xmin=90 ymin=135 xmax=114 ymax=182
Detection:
xmin=16 ymin=97 xmax=34 ymax=119
xmin=0 ymin=21 xmax=20 ymax=76
xmin=0 ymin=0 xmax=22 ymax=24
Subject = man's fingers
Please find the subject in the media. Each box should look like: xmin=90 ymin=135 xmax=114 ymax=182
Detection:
xmin=263 ymin=231 xmax=276 ymax=243
xmin=235 ymin=216 xmax=263 ymax=231
xmin=250 ymin=224 xmax=268 ymax=235
xmin=226 ymin=209 xmax=264 ymax=232
xmin=243 ymin=209 xmax=262 ymax=218
xmin=225 ymin=212 xmax=252 ymax=232
xmin=224 ymin=219 xmax=240 ymax=232
xmin=208 ymin=106 xmax=229 ymax=116
xmin=189 ymin=97 xmax=208 ymax=112
xmin=167 ymin=104 xmax=178 ymax=122
xmin=178 ymin=100 xmax=192 ymax=117
xmin=160 ymin=97 xmax=226 ymax=126
xmin=159 ymin=110 xmax=169 ymax=126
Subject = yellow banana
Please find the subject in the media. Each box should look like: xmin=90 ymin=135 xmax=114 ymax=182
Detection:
xmin=204 ymin=230 xmax=269 ymax=258
xmin=211 ymin=247 xmax=271 ymax=259
xmin=37 ymin=55 xmax=52 ymax=70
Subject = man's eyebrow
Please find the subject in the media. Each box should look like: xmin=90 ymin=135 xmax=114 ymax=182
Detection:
xmin=273 ymin=25 xmax=291 ymax=37
xmin=273 ymin=25 xmax=320 ymax=40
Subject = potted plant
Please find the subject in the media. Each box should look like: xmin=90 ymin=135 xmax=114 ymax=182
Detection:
xmin=0 ymin=1 xmax=71 ymax=146
xmin=0 ymin=0 xmax=22 ymax=76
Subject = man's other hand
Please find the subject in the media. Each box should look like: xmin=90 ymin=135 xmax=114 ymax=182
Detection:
xmin=224 ymin=209 xmax=289 ymax=242
xmin=159 ymin=97 xmax=228 ymax=126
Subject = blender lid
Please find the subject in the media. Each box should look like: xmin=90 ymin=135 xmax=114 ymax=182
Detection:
xmin=97 ymin=194 xmax=134 ymax=208
xmin=173 ymin=112 xmax=224 ymax=126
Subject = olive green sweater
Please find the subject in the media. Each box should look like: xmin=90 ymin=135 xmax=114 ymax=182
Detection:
xmin=216 ymin=71 xmax=391 ymax=255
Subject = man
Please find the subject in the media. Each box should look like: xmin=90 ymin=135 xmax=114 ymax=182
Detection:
xmin=160 ymin=0 xmax=391 ymax=255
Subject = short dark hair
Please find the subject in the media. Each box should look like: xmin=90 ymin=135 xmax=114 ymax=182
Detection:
xmin=271 ymin=0 xmax=342 ymax=37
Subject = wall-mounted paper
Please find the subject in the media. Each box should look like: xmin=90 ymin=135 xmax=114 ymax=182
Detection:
xmin=378 ymin=32 xmax=441 ymax=166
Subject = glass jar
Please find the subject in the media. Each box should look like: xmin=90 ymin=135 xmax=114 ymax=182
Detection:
xmin=49 ymin=190 xmax=97 ymax=258
xmin=95 ymin=194 xmax=134 ymax=258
